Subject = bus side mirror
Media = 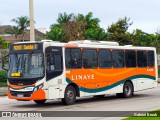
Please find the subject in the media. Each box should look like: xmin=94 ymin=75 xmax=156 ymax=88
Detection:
xmin=2 ymin=55 xmax=9 ymax=71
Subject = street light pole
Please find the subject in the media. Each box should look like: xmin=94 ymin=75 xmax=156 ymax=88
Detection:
xmin=29 ymin=0 xmax=35 ymax=41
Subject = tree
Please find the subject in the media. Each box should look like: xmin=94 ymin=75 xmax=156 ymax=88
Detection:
xmin=57 ymin=12 xmax=73 ymax=24
xmin=133 ymin=29 xmax=156 ymax=46
xmin=0 ymin=37 xmax=9 ymax=63
xmin=84 ymin=12 xmax=100 ymax=30
xmin=47 ymin=12 xmax=85 ymax=41
xmin=11 ymin=16 xmax=30 ymax=41
xmin=107 ymin=17 xmax=133 ymax=45
xmin=152 ymin=31 xmax=160 ymax=53
xmin=57 ymin=12 xmax=86 ymax=41
xmin=0 ymin=37 xmax=8 ymax=49
xmin=47 ymin=12 xmax=106 ymax=42
xmin=84 ymin=28 xmax=107 ymax=40
xmin=45 ymin=24 xmax=67 ymax=42
xmin=5 ymin=26 xmax=20 ymax=39
xmin=0 ymin=37 xmax=5 ymax=49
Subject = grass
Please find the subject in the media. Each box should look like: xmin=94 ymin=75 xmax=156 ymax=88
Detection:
xmin=0 ymin=70 xmax=7 ymax=87
xmin=0 ymin=82 xmax=7 ymax=87
xmin=123 ymin=109 xmax=160 ymax=120
xmin=0 ymin=70 xmax=7 ymax=83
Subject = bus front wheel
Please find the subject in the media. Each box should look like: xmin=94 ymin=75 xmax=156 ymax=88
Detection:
xmin=62 ymin=85 xmax=76 ymax=105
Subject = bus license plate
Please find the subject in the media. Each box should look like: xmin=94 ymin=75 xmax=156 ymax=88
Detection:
xmin=17 ymin=94 xmax=24 ymax=97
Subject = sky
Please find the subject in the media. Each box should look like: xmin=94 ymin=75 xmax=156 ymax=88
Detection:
xmin=0 ymin=0 xmax=160 ymax=33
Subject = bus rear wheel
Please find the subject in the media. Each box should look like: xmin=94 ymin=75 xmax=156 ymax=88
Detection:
xmin=62 ymin=85 xmax=76 ymax=105
xmin=116 ymin=81 xmax=133 ymax=98
xmin=123 ymin=81 xmax=133 ymax=98
xmin=34 ymin=99 xmax=46 ymax=104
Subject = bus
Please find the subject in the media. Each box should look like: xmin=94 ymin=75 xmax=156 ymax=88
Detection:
xmin=2 ymin=40 xmax=158 ymax=105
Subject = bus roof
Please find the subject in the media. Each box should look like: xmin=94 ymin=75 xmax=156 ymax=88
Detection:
xmin=12 ymin=40 xmax=156 ymax=51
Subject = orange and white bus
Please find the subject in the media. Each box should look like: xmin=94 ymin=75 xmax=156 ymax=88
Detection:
xmin=2 ymin=40 xmax=158 ymax=105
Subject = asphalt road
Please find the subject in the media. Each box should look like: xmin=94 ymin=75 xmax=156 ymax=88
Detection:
xmin=0 ymin=84 xmax=160 ymax=120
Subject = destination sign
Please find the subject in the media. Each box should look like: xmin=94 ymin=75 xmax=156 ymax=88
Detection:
xmin=13 ymin=44 xmax=38 ymax=51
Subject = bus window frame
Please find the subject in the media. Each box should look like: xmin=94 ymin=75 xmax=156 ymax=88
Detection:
xmin=82 ymin=48 xmax=98 ymax=69
xmin=98 ymin=49 xmax=112 ymax=69
xmin=147 ymin=50 xmax=155 ymax=68
xmin=65 ymin=48 xmax=82 ymax=69
xmin=137 ymin=50 xmax=148 ymax=68
xmin=112 ymin=49 xmax=125 ymax=68
xmin=125 ymin=50 xmax=137 ymax=68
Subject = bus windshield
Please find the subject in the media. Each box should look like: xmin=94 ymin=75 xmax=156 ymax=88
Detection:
xmin=8 ymin=53 xmax=44 ymax=78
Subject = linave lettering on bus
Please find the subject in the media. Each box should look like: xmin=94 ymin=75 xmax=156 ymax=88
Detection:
xmin=71 ymin=74 xmax=95 ymax=80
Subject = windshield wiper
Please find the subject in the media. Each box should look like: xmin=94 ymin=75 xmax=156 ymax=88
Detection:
xmin=28 ymin=52 xmax=33 ymax=61
xmin=22 ymin=56 xmax=27 ymax=73
xmin=14 ymin=53 xmax=21 ymax=72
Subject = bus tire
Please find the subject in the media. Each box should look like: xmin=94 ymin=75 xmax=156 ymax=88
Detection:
xmin=93 ymin=95 xmax=105 ymax=98
xmin=116 ymin=93 xmax=123 ymax=98
xmin=34 ymin=99 xmax=46 ymax=104
xmin=62 ymin=85 xmax=76 ymax=105
xmin=123 ymin=81 xmax=133 ymax=98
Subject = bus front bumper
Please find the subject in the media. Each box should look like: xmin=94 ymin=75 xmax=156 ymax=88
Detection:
xmin=8 ymin=89 xmax=46 ymax=101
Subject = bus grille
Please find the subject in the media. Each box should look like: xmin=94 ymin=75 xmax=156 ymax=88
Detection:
xmin=10 ymin=91 xmax=33 ymax=97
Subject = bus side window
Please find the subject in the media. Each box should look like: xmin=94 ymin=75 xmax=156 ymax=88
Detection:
xmin=125 ymin=50 xmax=136 ymax=68
xmin=112 ymin=50 xmax=125 ymax=68
xmin=98 ymin=49 xmax=112 ymax=68
xmin=47 ymin=54 xmax=62 ymax=72
xmin=65 ymin=48 xmax=82 ymax=69
xmin=148 ymin=51 xmax=155 ymax=67
xmin=82 ymin=49 xmax=98 ymax=68
xmin=137 ymin=51 xmax=147 ymax=67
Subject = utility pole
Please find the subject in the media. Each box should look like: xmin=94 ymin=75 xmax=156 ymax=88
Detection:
xmin=29 ymin=0 xmax=35 ymax=41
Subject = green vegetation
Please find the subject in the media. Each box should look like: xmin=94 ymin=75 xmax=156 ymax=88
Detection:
xmin=45 ymin=12 xmax=160 ymax=53
xmin=0 ymin=71 xmax=7 ymax=82
xmin=123 ymin=109 xmax=160 ymax=120
xmin=46 ymin=12 xmax=107 ymax=42
xmin=0 ymin=71 xmax=7 ymax=87
xmin=0 ymin=37 xmax=10 ymax=49
xmin=6 ymin=16 xmax=30 ymax=41
xmin=0 ymin=37 xmax=10 ymax=64
xmin=1 ymin=13 xmax=159 ymax=52
xmin=0 ymin=82 xmax=7 ymax=87
xmin=107 ymin=17 xmax=133 ymax=45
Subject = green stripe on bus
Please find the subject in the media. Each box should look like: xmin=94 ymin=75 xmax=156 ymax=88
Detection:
xmin=66 ymin=75 xmax=156 ymax=93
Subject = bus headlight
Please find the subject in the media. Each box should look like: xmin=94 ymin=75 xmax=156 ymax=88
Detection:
xmin=33 ymin=84 xmax=44 ymax=92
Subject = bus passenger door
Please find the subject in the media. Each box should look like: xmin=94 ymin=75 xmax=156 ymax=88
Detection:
xmin=45 ymin=46 xmax=63 ymax=99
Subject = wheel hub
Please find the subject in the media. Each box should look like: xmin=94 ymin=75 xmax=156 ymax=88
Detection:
xmin=67 ymin=90 xmax=74 ymax=100
xmin=125 ymin=86 xmax=130 ymax=94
